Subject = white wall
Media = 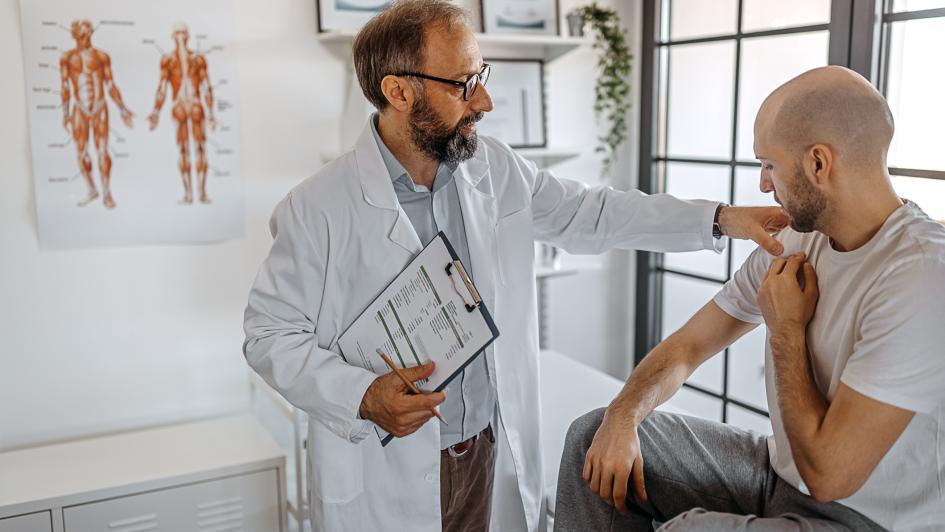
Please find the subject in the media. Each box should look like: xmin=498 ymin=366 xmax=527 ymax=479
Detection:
xmin=0 ymin=0 xmax=344 ymax=451
xmin=0 ymin=0 xmax=627 ymax=451
xmin=548 ymin=0 xmax=641 ymax=379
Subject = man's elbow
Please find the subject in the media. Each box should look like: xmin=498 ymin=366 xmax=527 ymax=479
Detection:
xmin=803 ymin=470 xmax=863 ymax=504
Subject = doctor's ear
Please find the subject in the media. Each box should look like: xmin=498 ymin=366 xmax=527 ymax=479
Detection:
xmin=380 ymin=75 xmax=412 ymax=113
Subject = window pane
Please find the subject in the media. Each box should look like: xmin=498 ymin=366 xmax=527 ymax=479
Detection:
xmin=669 ymin=0 xmax=737 ymax=41
xmin=736 ymin=31 xmax=829 ymax=161
xmin=667 ymin=41 xmax=736 ymax=160
xmin=885 ymin=18 xmax=945 ymax=171
xmin=728 ymin=324 xmax=768 ymax=411
xmin=742 ymin=0 xmax=830 ymax=32
xmin=726 ymin=404 xmax=773 ymax=435
xmin=889 ymin=0 xmax=945 ymax=12
xmin=662 ymin=274 xmax=725 ymax=393
xmin=893 ymin=176 xmax=945 ymax=220
xmin=732 ymin=167 xmax=778 ymax=275
xmin=664 ymin=163 xmax=731 ymax=280
xmin=664 ymin=386 xmax=723 ymax=422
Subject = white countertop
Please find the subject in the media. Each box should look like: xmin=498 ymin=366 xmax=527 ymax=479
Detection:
xmin=0 ymin=415 xmax=284 ymax=518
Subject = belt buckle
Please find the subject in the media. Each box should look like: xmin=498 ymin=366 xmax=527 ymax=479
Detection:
xmin=447 ymin=435 xmax=477 ymax=458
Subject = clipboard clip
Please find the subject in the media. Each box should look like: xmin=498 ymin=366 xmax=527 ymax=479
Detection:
xmin=445 ymin=260 xmax=481 ymax=312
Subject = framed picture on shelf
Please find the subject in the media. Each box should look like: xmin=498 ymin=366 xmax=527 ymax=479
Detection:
xmin=476 ymin=59 xmax=546 ymax=148
xmin=481 ymin=0 xmax=559 ymax=36
xmin=317 ymin=0 xmax=390 ymax=33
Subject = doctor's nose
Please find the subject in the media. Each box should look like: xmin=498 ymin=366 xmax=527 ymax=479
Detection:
xmin=471 ymin=83 xmax=494 ymax=114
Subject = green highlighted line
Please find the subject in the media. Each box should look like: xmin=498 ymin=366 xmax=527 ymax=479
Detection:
xmin=420 ymin=266 xmax=442 ymax=305
xmin=442 ymin=307 xmax=463 ymax=349
xmin=378 ymin=310 xmax=405 ymax=367
xmin=389 ymin=301 xmax=421 ymax=365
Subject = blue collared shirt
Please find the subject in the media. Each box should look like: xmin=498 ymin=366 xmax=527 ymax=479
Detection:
xmin=370 ymin=115 xmax=495 ymax=448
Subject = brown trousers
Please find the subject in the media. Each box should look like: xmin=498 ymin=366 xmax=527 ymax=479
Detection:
xmin=440 ymin=426 xmax=497 ymax=532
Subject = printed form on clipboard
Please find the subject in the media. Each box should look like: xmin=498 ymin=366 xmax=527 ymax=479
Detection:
xmin=338 ymin=231 xmax=500 ymax=446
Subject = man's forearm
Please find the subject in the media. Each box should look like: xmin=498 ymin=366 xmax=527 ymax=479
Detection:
xmin=769 ymin=329 xmax=830 ymax=482
xmin=607 ymin=338 xmax=694 ymax=427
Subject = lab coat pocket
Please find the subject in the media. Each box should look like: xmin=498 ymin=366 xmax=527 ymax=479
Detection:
xmin=311 ymin=420 xmax=364 ymax=504
xmin=496 ymin=208 xmax=534 ymax=286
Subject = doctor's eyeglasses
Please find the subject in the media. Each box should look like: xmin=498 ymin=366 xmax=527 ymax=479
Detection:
xmin=396 ymin=63 xmax=491 ymax=101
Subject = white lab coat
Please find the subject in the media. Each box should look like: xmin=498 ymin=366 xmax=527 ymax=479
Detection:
xmin=243 ymin=120 xmax=721 ymax=532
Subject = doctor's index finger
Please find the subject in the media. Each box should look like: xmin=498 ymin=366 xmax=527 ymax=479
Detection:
xmin=402 ymin=390 xmax=446 ymax=410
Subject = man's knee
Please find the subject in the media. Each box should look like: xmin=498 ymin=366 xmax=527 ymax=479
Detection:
xmin=563 ymin=407 xmax=606 ymax=456
xmin=659 ymin=508 xmax=751 ymax=532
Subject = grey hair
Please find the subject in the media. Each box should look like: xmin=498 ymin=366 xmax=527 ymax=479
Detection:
xmin=352 ymin=0 xmax=470 ymax=110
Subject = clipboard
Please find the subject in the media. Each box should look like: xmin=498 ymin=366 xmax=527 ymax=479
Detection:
xmin=337 ymin=231 xmax=500 ymax=446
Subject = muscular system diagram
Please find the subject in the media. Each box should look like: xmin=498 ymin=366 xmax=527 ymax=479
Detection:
xmin=60 ymin=19 xmax=134 ymax=209
xmin=147 ymin=23 xmax=217 ymax=205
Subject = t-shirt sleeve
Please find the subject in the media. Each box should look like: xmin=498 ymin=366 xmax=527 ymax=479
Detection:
xmin=840 ymin=260 xmax=945 ymax=415
xmin=713 ymin=243 xmax=776 ymax=324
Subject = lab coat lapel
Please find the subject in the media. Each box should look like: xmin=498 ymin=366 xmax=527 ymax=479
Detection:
xmin=454 ymin=152 xmax=497 ymax=317
xmin=353 ymin=121 xmax=422 ymax=255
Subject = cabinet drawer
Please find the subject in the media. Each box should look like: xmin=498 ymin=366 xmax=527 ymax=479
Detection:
xmin=0 ymin=511 xmax=52 ymax=532
xmin=64 ymin=469 xmax=279 ymax=532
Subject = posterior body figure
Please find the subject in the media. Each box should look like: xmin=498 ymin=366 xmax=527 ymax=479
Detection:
xmin=60 ymin=19 xmax=134 ymax=209
xmin=148 ymin=23 xmax=216 ymax=204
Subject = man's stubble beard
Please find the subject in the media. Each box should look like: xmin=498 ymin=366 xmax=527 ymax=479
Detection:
xmin=784 ymin=164 xmax=827 ymax=233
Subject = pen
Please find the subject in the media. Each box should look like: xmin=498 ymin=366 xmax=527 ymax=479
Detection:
xmin=376 ymin=349 xmax=447 ymax=425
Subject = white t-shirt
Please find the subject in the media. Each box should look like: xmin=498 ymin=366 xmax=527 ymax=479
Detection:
xmin=714 ymin=202 xmax=945 ymax=532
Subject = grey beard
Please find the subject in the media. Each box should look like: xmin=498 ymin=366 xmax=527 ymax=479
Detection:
xmin=409 ymin=97 xmax=483 ymax=163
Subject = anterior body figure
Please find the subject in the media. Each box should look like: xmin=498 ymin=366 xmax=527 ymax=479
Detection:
xmin=60 ymin=19 xmax=134 ymax=209
xmin=148 ymin=23 xmax=216 ymax=204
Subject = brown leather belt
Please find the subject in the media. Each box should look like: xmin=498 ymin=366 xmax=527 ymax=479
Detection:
xmin=444 ymin=425 xmax=492 ymax=458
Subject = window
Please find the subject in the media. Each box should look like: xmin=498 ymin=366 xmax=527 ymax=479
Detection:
xmin=881 ymin=3 xmax=945 ymax=218
xmin=635 ymin=0 xmax=945 ymax=433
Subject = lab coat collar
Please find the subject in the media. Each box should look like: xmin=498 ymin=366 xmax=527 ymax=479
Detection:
xmin=354 ymin=119 xmax=491 ymax=213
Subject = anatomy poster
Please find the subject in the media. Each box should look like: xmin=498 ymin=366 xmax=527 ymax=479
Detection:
xmin=19 ymin=0 xmax=243 ymax=248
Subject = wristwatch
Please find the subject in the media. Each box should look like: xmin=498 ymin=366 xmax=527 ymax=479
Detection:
xmin=712 ymin=203 xmax=728 ymax=239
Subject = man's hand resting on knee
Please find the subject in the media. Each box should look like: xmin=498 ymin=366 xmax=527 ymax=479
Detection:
xmin=580 ymin=302 xmax=759 ymax=513
xmin=583 ymin=410 xmax=649 ymax=512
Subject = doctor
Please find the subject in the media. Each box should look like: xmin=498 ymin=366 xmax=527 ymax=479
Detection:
xmin=242 ymin=0 xmax=787 ymax=530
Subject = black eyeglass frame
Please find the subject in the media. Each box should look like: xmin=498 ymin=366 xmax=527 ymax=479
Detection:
xmin=395 ymin=63 xmax=491 ymax=101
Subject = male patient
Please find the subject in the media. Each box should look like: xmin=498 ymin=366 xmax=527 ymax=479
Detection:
xmin=555 ymin=66 xmax=945 ymax=531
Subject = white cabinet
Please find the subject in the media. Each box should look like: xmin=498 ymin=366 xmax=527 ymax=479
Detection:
xmin=0 ymin=512 xmax=52 ymax=532
xmin=0 ymin=416 xmax=285 ymax=532
xmin=64 ymin=470 xmax=278 ymax=532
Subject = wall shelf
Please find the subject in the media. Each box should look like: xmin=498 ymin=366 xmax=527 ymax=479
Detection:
xmin=317 ymin=31 xmax=590 ymax=62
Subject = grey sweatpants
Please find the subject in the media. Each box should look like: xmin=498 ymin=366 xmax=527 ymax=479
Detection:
xmin=554 ymin=408 xmax=887 ymax=532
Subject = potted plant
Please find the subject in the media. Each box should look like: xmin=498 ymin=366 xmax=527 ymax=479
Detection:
xmin=569 ymin=3 xmax=632 ymax=177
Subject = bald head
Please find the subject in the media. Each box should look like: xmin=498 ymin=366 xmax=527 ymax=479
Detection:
xmin=756 ymin=66 xmax=894 ymax=172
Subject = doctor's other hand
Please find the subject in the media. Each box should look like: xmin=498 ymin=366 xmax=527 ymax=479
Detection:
xmin=718 ymin=205 xmax=790 ymax=256
xmin=359 ymin=362 xmax=446 ymax=438
xmin=583 ymin=409 xmax=648 ymax=513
